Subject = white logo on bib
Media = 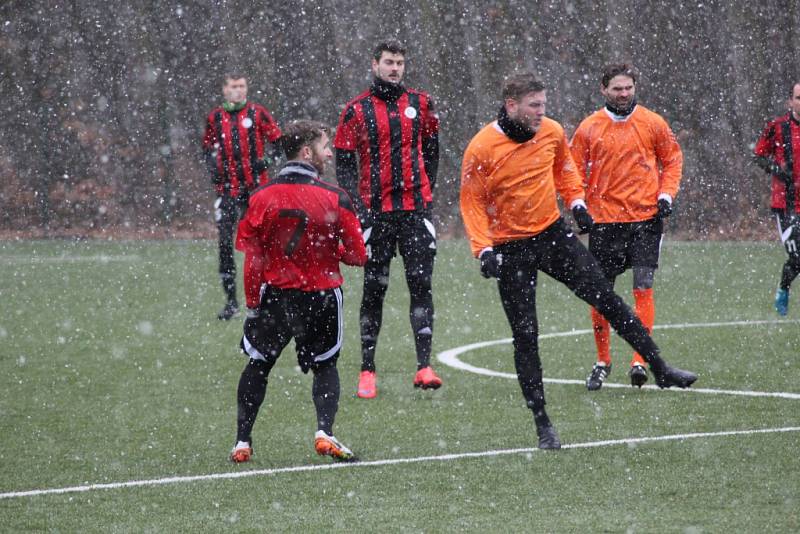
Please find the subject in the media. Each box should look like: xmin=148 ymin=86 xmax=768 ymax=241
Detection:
xmin=404 ymin=107 xmax=417 ymax=119
xmin=242 ymin=117 xmax=253 ymax=129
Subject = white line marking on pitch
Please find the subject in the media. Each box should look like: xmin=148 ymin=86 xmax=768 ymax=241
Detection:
xmin=2 ymin=426 xmax=798 ymax=501
xmin=0 ymin=255 xmax=141 ymax=265
xmin=437 ymin=319 xmax=800 ymax=400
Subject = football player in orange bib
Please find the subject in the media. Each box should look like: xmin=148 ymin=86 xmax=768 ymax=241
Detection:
xmin=570 ymin=64 xmax=683 ymax=390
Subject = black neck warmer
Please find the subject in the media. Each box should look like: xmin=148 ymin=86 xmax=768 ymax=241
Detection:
xmin=497 ymin=105 xmax=535 ymax=143
xmin=605 ymin=98 xmax=637 ymax=117
xmin=371 ymin=77 xmax=405 ymax=102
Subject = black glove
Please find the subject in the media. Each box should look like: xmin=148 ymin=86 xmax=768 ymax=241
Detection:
xmin=769 ymin=161 xmax=793 ymax=183
xmin=657 ymin=198 xmax=673 ymax=219
xmin=420 ymin=207 xmax=433 ymax=222
xmin=252 ymin=159 xmax=269 ymax=175
xmin=479 ymin=249 xmax=502 ymax=279
xmin=572 ymin=205 xmax=594 ymax=234
xmin=358 ymin=209 xmax=374 ymax=230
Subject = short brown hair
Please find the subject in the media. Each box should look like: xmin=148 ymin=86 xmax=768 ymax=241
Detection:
xmin=223 ymin=73 xmax=247 ymax=85
xmin=373 ymin=40 xmax=406 ymax=61
xmin=601 ymin=64 xmax=638 ymax=88
xmin=502 ymin=72 xmax=546 ymax=101
xmin=281 ymin=120 xmax=330 ymax=160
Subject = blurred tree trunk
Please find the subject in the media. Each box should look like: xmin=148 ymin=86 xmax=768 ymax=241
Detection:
xmin=0 ymin=0 xmax=797 ymax=239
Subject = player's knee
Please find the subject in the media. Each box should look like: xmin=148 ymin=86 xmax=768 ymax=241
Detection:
xmin=407 ymin=277 xmax=432 ymax=301
xmin=594 ymin=290 xmax=625 ymax=316
xmin=363 ymin=282 xmax=389 ymax=305
xmin=633 ymin=267 xmax=655 ymax=289
xmin=364 ymin=267 xmax=390 ymax=287
xmin=411 ymin=305 xmax=431 ymax=320
xmin=310 ymin=354 xmax=338 ymax=373
xmin=410 ymin=305 xmax=433 ymax=331
xmin=244 ymin=357 xmax=274 ymax=378
xmin=363 ymin=269 xmax=390 ymax=294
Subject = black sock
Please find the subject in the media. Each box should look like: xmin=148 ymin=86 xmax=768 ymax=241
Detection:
xmin=415 ymin=331 xmax=432 ymax=370
xmin=410 ymin=309 xmax=433 ymax=370
xmin=236 ymin=359 xmax=271 ymax=444
xmin=361 ymin=334 xmax=377 ymax=372
xmin=221 ymin=273 xmax=237 ymax=305
xmin=313 ymin=365 xmax=340 ymax=435
xmin=780 ymin=260 xmax=800 ymax=291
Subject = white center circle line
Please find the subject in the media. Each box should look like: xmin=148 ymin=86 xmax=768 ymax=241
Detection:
xmin=437 ymin=318 xmax=800 ymax=400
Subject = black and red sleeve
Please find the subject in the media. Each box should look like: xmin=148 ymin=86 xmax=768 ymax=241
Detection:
xmin=421 ymin=96 xmax=440 ymax=192
xmin=202 ymin=111 xmax=221 ymax=183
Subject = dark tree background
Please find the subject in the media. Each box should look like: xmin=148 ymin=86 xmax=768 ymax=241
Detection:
xmin=1 ymin=0 xmax=798 ymax=238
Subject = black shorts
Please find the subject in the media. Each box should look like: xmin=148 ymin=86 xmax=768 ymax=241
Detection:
xmin=774 ymin=209 xmax=800 ymax=260
xmin=588 ymin=218 xmax=663 ymax=278
xmin=365 ymin=210 xmax=436 ymax=266
xmin=240 ymin=285 xmax=343 ymax=373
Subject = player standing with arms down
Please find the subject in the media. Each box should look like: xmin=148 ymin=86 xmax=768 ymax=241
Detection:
xmin=460 ymin=73 xmax=697 ymax=449
xmin=334 ymin=41 xmax=442 ymax=398
xmin=229 ymin=121 xmax=366 ymax=463
xmin=570 ymin=64 xmax=683 ymax=390
xmin=753 ymin=81 xmax=800 ymax=316
xmin=202 ymin=73 xmax=283 ymax=320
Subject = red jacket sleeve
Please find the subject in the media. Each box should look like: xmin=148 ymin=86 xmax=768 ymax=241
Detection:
xmin=754 ymin=121 xmax=776 ymax=158
xmin=652 ymin=116 xmax=683 ymax=199
xmin=338 ymin=196 xmax=367 ymax=266
xmin=236 ymin=205 xmax=267 ymax=309
xmin=202 ymin=112 xmax=221 ymax=181
xmin=202 ymin=112 xmax=217 ymax=152
xmin=421 ymin=95 xmax=440 ymax=138
xmin=258 ymin=106 xmax=282 ymax=143
xmin=333 ymin=104 xmax=358 ymax=151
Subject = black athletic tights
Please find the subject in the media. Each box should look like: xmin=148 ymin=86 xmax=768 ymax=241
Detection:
xmin=217 ymin=195 xmax=248 ymax=304
xmin=236 ymin=359 xmax=340 ymax=444
xmin=495 ymin=220 xmax=666 ymax=414
xmin=360 ymin=253 xmax=435 ymax=372
xmin=776 ymin=211 xmax=800 ymax=290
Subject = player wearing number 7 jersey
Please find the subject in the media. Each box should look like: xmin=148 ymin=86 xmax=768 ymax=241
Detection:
xmin=229 ymin=120 xmax=367 ymax=464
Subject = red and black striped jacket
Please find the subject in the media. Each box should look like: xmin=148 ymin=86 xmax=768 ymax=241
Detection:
xmin=334 ymin=79 xmax=439 ymax=223
xmin=754 ymin=113 xmax=800 ymax=213
xmin=202 ymin=102 xmax=282 ymax=199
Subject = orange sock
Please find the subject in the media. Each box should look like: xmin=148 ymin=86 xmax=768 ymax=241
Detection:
xmin=591 ymin=307 xmax=611 ymax=366
xmin=632 ymin=288 xmax=655 ymax=367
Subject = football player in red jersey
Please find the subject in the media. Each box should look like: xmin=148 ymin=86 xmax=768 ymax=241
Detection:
xmin=334 ymin=41 xmax=442 ymax=398
xmin=753 ymin=81 xmax=800 ymax=316
xmin=229 ymin=120 xmax=366 ymax=463
xmin=202 ymin=73 xmax=282 ymax=320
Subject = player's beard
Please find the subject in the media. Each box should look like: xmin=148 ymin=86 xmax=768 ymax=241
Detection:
xmin=310 ymin=152 xmax=328 ymax=176
xmin=605 ymin=96 xmax=636 ymax=116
